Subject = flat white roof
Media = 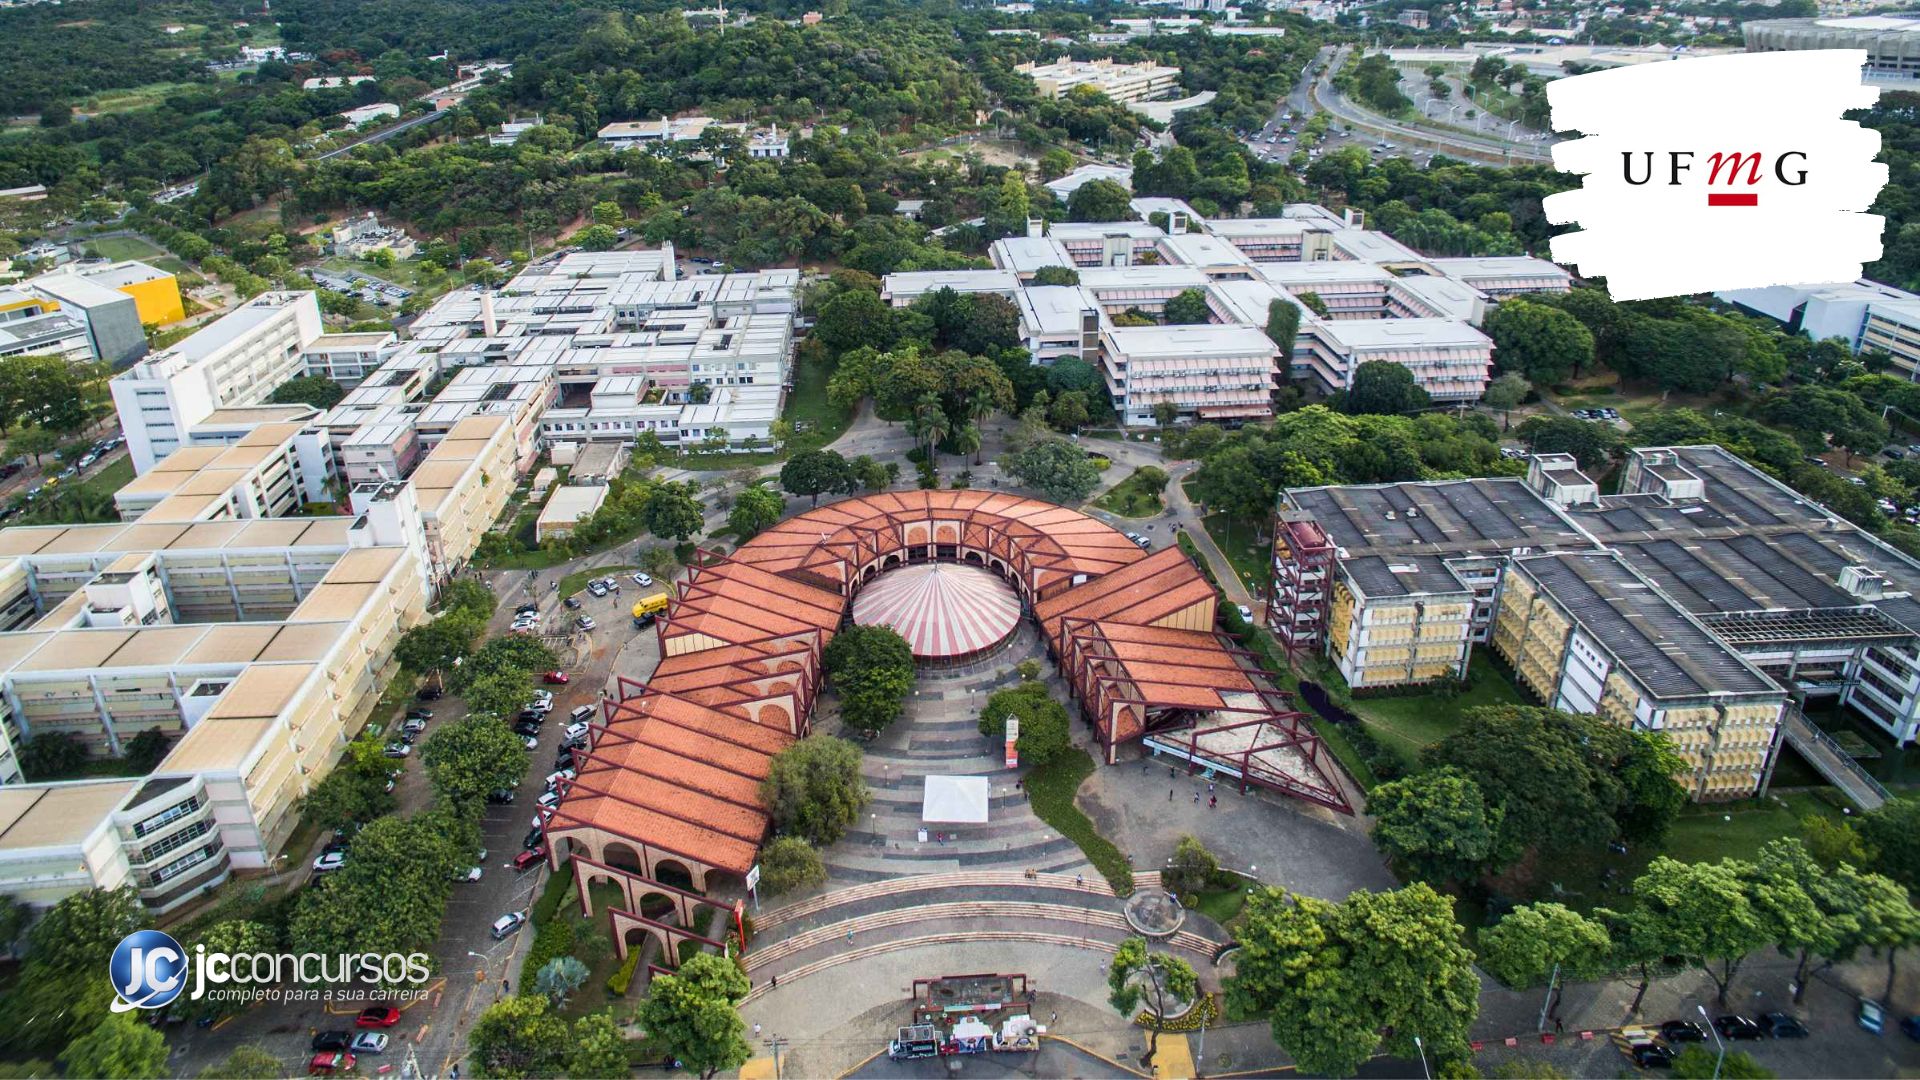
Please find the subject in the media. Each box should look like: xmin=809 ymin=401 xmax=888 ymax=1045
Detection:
xmin=538 ymin=485 xmax=609 ymax=527
xmin=1044 ymin=164 xmax=1133 ymax=199
xmin=883 ymin=270 xmax=1020 ymax=297
xmin=1158 ymin=233 xmax=1252 ymax=268
xmin=991 ymin=236 xmax=1075 ymax=274
xmin=1017 ymin=286 xmax=1098 ymax=335
xmin=1257 ymin=261 xmax=1393 ymax=285
xmin=1104 ymin=324 xmax=1278 ymax=358
xmin=1204 ymin=217 xmax=1311 ymax=238
xmin=1312 ymin=317 xmax=1492 ymax=349
xmin=1428 ymin=256 xmax=1571 ymax=282
xmin=1330 ymin=230 xmax=1426 ymax=264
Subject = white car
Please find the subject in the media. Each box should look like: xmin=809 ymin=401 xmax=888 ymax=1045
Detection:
xmin=631 ymin=572 xmax=654 ymax=587
xmin=490 ymin=910 xmax=528 ymax=940
xmin=565 ymin=721 xmax=591 ymax=742
xmin=545 ymin=768 xmax=577 ymax=790
xmin=454 ymin=865 xmax=483 ymax=883
xmin=313 ymin=852 xmax=346 ymax=873
xmin=537 ymin=791 xmax=560 ymax=809
xmin=1237 ymin=604 xmax=1254 ymax=622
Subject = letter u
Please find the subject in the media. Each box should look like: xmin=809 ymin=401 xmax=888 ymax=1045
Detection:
xmin=1622 ymin=152 xmax=1654 ymax=185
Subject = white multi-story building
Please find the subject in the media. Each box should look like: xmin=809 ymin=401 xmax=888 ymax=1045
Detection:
xmin=1016 ymin=58 xmax=1184 ymax=102
xmin=112 ymin=293 xmax=325 ymax=474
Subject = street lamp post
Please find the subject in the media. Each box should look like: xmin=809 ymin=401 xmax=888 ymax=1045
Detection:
xmin=1412 ymin=1035 xmax=1431 ymax=1080
xmin=1698 ymin=1005 xmax=1725 ymax=1080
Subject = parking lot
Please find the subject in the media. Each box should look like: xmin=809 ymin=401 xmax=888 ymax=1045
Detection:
xmin=165 ymin=565 xmax=664 ymax=1077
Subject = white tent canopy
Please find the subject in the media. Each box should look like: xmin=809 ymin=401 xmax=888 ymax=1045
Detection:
xmin=921 ymin=775 xmax=991 ymax=823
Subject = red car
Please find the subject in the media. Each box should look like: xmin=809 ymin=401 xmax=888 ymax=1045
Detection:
xmin=308 ymin=1051 xmax=355 ymax=1075
xmin=544 ymin=670 xmax=569 ymax=685
xmin=513 ymin=847 xmax=546 ymax=871
xmin=355 ymin=1005 xmax=400 ymax=1028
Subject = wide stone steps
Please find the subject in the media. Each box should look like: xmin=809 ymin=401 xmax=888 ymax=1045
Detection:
xmin=757 ymin=870 xmax=1145 ymax=931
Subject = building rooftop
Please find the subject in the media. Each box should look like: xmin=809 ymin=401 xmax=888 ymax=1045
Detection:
xmin=1285 ymin=477 xmax=1593 ymax=558
xmin=0 ymin=781 xmax=135 ymax=850
xmin=1102 ymin=324 xmax=1282 ymax=358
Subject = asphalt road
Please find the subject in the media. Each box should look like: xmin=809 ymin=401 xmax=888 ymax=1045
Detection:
xmin=1305 ymin=45 xmax=1554 ymax=165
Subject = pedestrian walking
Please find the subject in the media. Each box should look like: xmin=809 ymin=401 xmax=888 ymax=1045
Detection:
xmin=1209 ymin=795 xmax=1217 ymax=809
xmin=1169 ymin=788 xmax=1174 ymax=801
xmin=1207 ymin=781 xmax=1215 ymax=794
xmin=1554 ymin=1017 xmax=1564 ymax=1035
xmin=1193 ymin=791 xmax=1200 ymax=804
xmin=771 ymin=974 xmax=778 ymax=989
xmin=754 ymin=1023 xmax=763 ymax=1037
xmin=846 ymin=929 xmax=854 ymax=944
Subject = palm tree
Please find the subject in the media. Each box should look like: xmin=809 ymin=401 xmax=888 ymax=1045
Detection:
xmin=952 ymin=422 xmax=982 ymax=467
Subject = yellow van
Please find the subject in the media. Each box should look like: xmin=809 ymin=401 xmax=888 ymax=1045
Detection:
xmin=631 ymin=592 xmax=669 ymax=618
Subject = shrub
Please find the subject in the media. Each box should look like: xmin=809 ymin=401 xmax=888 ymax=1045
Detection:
xmin=976 ymin=682 xmax=1071 ymax=768
xmin=757 ymin=836 xmax=826 ymax=897
xmin=607 ymin=946 xmax=644 ymax=997
xmin=1027 ymin=749 xmax=1133 ymax=895
xmin=520 ymin=915 xmax=576 ymax=983
xmin=1164 ymin=836 xmax=1219 ymax=896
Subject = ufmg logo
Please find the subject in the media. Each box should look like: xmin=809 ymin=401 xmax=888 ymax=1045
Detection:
xmin=1618 ymin=150 xmax=1811 ymax=208
xmin=108 ymin=929 xmax=189 ymax=1012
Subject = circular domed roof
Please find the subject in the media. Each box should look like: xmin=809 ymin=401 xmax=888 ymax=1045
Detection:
xmin=852 ymin=563 xmax=1022 ymax=662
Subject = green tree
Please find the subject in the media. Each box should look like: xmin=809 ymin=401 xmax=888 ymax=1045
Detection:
xmin=299 ymin=736 xmax=395 ymax=834
xmin=395 ymin=617 xmax=480 ymax=683
xmin=1514 ymin=414 xmax=1622 ymax=472
xmin=813 ymin=288 xmax=897 ymax=355
xmin=781 ymin=448 xmax=856 ymax=507
xmin=1483 ymin=372 xmax=1530 ymax=431
xmin=193 ymin=921 xmax=279 ymax=1017
xmin=10 ymin=886 xmax=142 ymax=1052
xmin=1067 ymin=178 xmax=1134 ymax=222
xmin=1485 ymin=300 xmax=1594 ymax=384
xmin=1266 ymin=299 xmax=1301 ymax=361
xmin=634 ymin=953 xmax=752 ymax=1079
xmin=1226 ymin=884 xmax=1479 ymax=1077
xmin=536 ymin=956 xmax=590 ymax=1008
xmin=1345 ymin=360 xmax=1432 ymax=416
xmin=591 ymin=201 xmax=625 ymax=227
xmin=1163 ymin=288 xmax=1211 ymax=325
xmin=1857 ymin=797 xmax=1920 ymax=890
xmin=59 ymin=1013 xmax=168 ymax=1080
xmin=568 ymin=1013 xmax=630 ymax=1079
xmin=439 ymin=578 xmax=498 ymax=621
xmin=463 ymin=669 xmax=536 ymax=724
xmin=124 ymin=726 xmax=171 ymax=772
xmin=975 ymin=682 xmax=1071 ymax=767
xmin=8 ymin=427 xmax=59 ymax=465
xmin=1038 ymin=149 xmax=1074 ymax=181
xmin=823 ymin=623 xmax=915 ymax=733
xmin=1002 ymin=438 xmax=1101 ymax=503
xmin=1109 ymin=936 xmax=1199 ymax=1067
xmin=267 ymin=375 xmax=346 ymax=409
xmin=851 ymin=454 xmax=890 ymax=492
xmin=643 ymin=482 xmax=705 ymax=541
xmin=469 ymin=994 xmax=571 ymax=1078
xmin=423 ymin=716 xmax=531 ymax=806
xmin=1478 ymin=902 xmax=1611 ymax=988
xmin=1296 ymin=291 xmax=1330 ymax=318
xmin=1152 ymin=401 xmax=1180 ymax=428
xmin=1048 ymin=390 xmax=1091 ymax=433
xmin=198 ymin=1045 xmax=286 ymax=1079
xmin=287 ymin=806 xmax=470 ymax=962
xmin=1630 ymin=856 xmax=1774 ymax=1006
xmin=985 ymin=171 xmax=1032 ymax=239
xmin=756 ymin=835 xmax=827 ymax=896
xmin=1032 ymin=265 xmax=1080 ymax=286
xmin=1163 ymin=835 xmax=1219 ymax=897
xmin=1367 ymin=768 xmax=1501 ymax=883
xmin=574 ymin=224 xmax=619 ymax=251
xmin=727 ymin=485 xmax=785 ymax=540
xmin=760 ymin=734 xmax=870 ymax=845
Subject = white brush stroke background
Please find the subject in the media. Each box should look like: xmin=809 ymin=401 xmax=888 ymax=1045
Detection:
xmin=1544 ymin=50 xmax=1885 ymax=301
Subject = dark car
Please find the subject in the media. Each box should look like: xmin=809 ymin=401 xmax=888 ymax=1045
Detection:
xmin=523 ymin=826 xmax=544 ymax=850
xmin=516 ymin=709 xmax=546 ymax=723
xmin=311 ymin=1031 xmax=352 ymax=1052
xmin=1715 ymin=1015 xmax=1764 ymax=1041
xmin=563 ymin=596 xmax=582 ymax=610
xmin=513 ymin=847 xmax=546 ymax=871
xmin=356 ymin=1005 xmax=401 ymax=1028
xmin=1899 ymin=1015 xmax=1920 ymax=1041
xmin=514 ymin=720 xmax=542 ymax=738
xmin=416 ymin=686 xmax=442 ymax=701
xmin=1630 ymin=1041 xmax=1675 ymax=1069
xmin=1659 ymin=1020 xmax=1708 ymax=1043
xmin=487 ymin=788 xmax=516 ymax=804
xmin=516 ymin=603 xmax=538 ymax=616
xmin=1760 ymin=1012 xmax=1808 ymax=1038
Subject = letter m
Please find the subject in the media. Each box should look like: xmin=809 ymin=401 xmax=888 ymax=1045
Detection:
xmin=1707 ymin=152 xmax=1763 ymax=186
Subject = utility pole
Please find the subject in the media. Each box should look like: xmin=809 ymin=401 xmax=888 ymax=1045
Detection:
xmin=763 ymin=1035 xmax=788 ymax=1080
xmin=1536 ymin=961 xmax=1559 ymax=1033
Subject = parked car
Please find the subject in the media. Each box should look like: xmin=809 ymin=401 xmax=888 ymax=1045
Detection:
xmin=1759 ymin=1012 xmax=1808 ymax=1038
xmin=544 ymin=670 xmax=569 ymax=684
xmin=312 ymin=1032 xmax=352 ymax=1051
xmin=576 ymin=616 xmax=596 ymax=631
xmin=487 ymin=788 xmax=515 ymax=805
xmin=565 ymin=721 xmax=591 ymax=742
xmin=522 ymin=734 xmax=538 ymax=750
xmin=453 ymin=865 xmax=483 ymax=882
xmin=563 ymin=596 xmax=582 ymax=610
xmin=350 ymin=1032 xmax=389 ymax=1054
xmin=1628 ymin=1041 xmax=1674 ymax=1069
xmin=313 ymin=852 xmax=346 ymax=873
xmin=516 ymin=709 xmax=546 ymax=724
xmin=1714 ymin=1015 xmax=1764 ymax=1040
xmin=1658 ymin=1020 xmax=1707 ymax=1043
xmin=383 ymin=741 xmax=411 ymax=758
xmin=570 ymin=705 xmax=595 ymax=724
xmin=631 ymin=572 xmax=654 ymax=587
xmin=356 ymin=1006 xmax=400 ymax=1028
xmin=516 ymin=603 xmax=539 ymax=616
xmin=308 ymin=1051 xmax=355 ymax=1075
xmin=523 ymin=826 xmax=544 ymax=850
xmin=417 ymin=686 xmax=442 ymax=701
xmin=513 ymin=720 xmax=542 ymax=738
xmin=490 ymin=910 xmax=528 ymax=940
xmin=587 ymin=581 xmax=608 ymax=597
xmin=1860 ymin=998 xmax=1887 ymax=1035
xmin=1898 ymin=1015 xmax=1920 ymax=1040
xmin=513 ymin=848 xmax=546 ymax=871
xmin=545 ymin=769 xmax=576 ymax=789
xmin=537 ymin=791 xmax=560 ymax=809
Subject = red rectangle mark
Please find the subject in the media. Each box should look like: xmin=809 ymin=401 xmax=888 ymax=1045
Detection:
xmin=1708 ymin=193 xmax=1759 ymax=207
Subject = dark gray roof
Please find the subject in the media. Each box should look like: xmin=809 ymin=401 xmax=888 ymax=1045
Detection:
xmin=1343 ymin=554 xmax=1471 ymax=599
xmin=1514 ymin=552 xmax=1778 ymax=699
xmin=1284 ymin=478 xmax=1593 ymax=558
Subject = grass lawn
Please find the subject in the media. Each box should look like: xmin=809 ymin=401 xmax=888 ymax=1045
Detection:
xmin=1192 ymin=886 xmax=1247 ymax=927
xmin=783 ymin=348 xmax=854 ymax=453
xmin=1092 ymin=467 xmax=1166 ymax=518
xmin=1199 ymin=510 xmax=1271 ymax=591
xmin=1026 ymin=748 xmax=1134 ymax=895
xmin=558 ymin=564 xmax=636 ymax=601
xmin=1346 ymin=653 xmax=1528 ymax=770
xmin=84 ymin=234 xmax=165 ymax=262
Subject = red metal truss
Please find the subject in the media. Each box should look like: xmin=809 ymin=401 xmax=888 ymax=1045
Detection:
xmin=1270 ymin=509 xmax=1337 ymax=658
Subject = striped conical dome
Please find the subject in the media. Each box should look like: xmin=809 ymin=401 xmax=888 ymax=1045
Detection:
xmin=851 ymin=563 xmax=1021 ymax=661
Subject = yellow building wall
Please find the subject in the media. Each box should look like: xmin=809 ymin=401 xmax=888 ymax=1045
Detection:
xmin=117 ymin=275 xmax=184 ymax=326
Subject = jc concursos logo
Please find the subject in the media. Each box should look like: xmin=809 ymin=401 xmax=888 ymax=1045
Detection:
xmin=109 ymin=929 xmax=188 ymax=1012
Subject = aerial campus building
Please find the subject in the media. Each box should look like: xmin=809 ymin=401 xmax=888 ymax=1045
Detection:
xmin=882 ymin=201 xmax=1568 ymax=426
xmin=1270 ymin=445 xmax=1920 ymax=801
xmin=546 ymin=491 xmax=1348 ymax=963
xmin=0 ymin=413 xmax=517 ymax=914
xmin=1744 ymin=15 xmax=1920 ymax=81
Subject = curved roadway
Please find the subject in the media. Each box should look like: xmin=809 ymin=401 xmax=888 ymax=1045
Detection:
xmin=1303 ymin=45 xmax=1554 ymax=165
